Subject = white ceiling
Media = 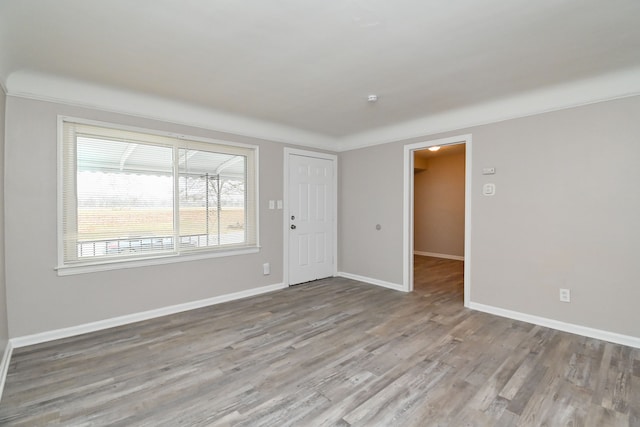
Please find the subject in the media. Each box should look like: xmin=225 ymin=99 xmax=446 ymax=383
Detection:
xmin=2 ymin=0 xmax=640 ymax=150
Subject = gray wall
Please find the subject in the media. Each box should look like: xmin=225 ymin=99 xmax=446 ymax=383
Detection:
xmin=414 ymin=149 xmax=465 ymax=257
xmin=4 ymin=96 xmax=289 ymax=337
xmin=340 ymin=95 xmax=640 ymax=338
xmin=338 ymin=142 xmax=404 ymax=284
xmin=0 ymin=87 xmax=8 ymax=348
xmin=5 ymin=93 xmax=640 ymax=341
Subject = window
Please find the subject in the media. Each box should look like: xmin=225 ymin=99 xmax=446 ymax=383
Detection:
xmin=59 ymin=118 xmax=258 ymax=272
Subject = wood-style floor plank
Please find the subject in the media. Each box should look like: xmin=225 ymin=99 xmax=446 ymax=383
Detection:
xmin=0 ymin=256 xmax=638 ymax=426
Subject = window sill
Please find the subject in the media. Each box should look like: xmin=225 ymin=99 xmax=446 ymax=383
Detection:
xmin=55 ymin=246 xmax=260 ymax=276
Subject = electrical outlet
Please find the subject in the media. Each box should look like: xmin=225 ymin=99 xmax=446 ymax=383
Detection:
xmin=263 ymin=262 xmax=270 ymax=275
xmin=559 ymin=288 xmax=571 ymax=303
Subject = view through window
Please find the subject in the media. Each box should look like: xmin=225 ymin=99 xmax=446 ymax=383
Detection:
xmin=61 ymin=120 xmax=258 ymax=267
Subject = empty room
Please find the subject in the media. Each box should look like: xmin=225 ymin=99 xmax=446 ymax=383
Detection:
xmin=0 ymin=1 xmax=639 ymax=425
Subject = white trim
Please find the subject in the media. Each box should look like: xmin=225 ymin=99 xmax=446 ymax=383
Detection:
xmin=7 ymin=71 xmax=336 ymax=150
xmin=337 ymin=272 xmax=406 ymax=292
xmin=464 ymin=140 xmax=472 ymax=308
xmin=58 ymin=115 xmax=261 ymax=150
xmin=414 ymin=251 xmax=464 ymax=261
xmin=283 ymin=148 xmax=337 ymax=161
xmin=283 ymin=148 xmax=338 ymax=286
xmin=403 ymin=147 xmax=413 ymax=292
xmin=56 ymin=115 xmax=261 ymax=275
xmin=57 ymin=116 xmax=65 ymax=268
xmin=7 ymin=67 xmax=640 ymax=154
xmin=10 ymin=283 xmax=286 ymax=348
xmin=338 ymin=66 xmax=640 ymax=151
xmin=254 ymin=146 xmax=261 ymax=250
xmin=56 ymin=247 xmax=260 ymax=276
xmin=469 ymin=302 xmax=640 ymax=350
xmin=0 ymin=341 xmax=13 ymax=402
xmin=403 ymin=134 xmax=472 ymax=307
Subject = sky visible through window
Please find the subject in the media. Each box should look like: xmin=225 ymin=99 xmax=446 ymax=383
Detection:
xmin=77 ymin=171 xmax=173 ymax=208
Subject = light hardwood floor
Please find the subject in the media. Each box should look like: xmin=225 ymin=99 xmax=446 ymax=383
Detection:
xmin=0 ymin=256 xmax=638 ymax=426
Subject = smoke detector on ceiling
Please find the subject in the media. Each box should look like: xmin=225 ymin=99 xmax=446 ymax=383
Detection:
xmin=367 ymin=94 xmax=378 ymax=102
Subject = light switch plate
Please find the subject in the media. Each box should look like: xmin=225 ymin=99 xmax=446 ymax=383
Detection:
xmin=482 ymin=183 xmax=496 ymax=196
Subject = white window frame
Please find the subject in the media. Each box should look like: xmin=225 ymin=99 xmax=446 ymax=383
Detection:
xmin=56 ymin=116 xmax=260 ymax=276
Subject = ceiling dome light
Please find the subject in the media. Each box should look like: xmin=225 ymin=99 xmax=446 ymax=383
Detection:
xmin=367 ymin=94 xmax=378 ymax=102
xmin=428 ymin=146 xmax=441 ymax=152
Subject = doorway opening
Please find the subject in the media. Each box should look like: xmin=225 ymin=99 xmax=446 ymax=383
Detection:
xmin=402 ymin=134 xmax=471 ymax=307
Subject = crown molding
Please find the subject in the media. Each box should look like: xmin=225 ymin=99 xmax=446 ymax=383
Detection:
xmin=5 ymin=70 xmax=338 ymax=151
xmin=337 ymin=66 xmax=640 ymax=151
xmin=6 ymin=67 xmax=640 ymax=153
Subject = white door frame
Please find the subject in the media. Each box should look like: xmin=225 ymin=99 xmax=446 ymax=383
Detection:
xmin=283 ymin=147 xmax=338 ymax=286
xmin=403 ymin=134 xmax=472 ymax=307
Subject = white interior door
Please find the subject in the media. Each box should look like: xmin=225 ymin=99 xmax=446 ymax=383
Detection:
xmin=287 ymin=153 xmax=335 ymax=285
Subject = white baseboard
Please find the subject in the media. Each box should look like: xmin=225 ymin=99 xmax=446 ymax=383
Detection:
xmin=11 ymin=282 xmax=286 ymax=349
xmin=0 ymin=340 xmax=13 ymax=402
xmin=414 ymin=251 xmax=464 ymax=261
xmin=469 ymin=302 xmax=640 ymax=349
xmin=337 ymin=272 xmax=406 ymax=292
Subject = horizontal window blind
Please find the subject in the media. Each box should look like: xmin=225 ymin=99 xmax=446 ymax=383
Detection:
xmin=61 ymin=120 xmax=257 ymax=266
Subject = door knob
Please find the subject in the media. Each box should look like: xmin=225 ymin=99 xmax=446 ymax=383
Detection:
xmin=290 ymin=224 xmax=296 ymax=230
